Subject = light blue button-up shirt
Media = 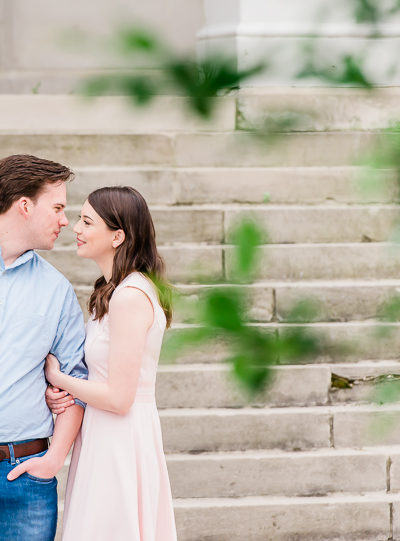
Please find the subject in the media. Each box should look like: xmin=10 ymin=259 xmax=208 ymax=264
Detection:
xmin=0 ymin=248 xmax=88 ymax=442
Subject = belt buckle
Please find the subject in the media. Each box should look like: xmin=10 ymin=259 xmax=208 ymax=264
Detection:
xmin=0 ymin=449 xmax=6 ymax=461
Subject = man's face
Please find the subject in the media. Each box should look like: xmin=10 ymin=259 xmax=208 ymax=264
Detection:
xmin=29 ymin=182 xmax=68 ymax=250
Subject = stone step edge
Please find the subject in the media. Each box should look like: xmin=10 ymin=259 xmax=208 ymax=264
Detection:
xmin=52 ymin=241 xmax=400 ymax=250
xmin=71 ymin=164 xmax=365 ymax=174
xmin=159 ymin=403 xmax=400 ymax=416
xmin=170 ymin=320 xmax=400 ymax=330
xmin=172 ymin=492 xmax=400 ymax=507
xmin=57 ymin=493 xmax=400 ymax=509
xmin=76 ymin=279 xmax=400 ymax=289
xmin=0 ymin=127 xmax=387 ymax=135
xmin=66 ymin=203 xmax=400 ymax=211
xmin=61 ymin=445 xmax=400 ymax=468
xmin=156 ymin=361 xmax=400 ymax=374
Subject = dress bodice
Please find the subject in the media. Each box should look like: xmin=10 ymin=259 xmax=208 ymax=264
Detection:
xmin=84 ymin=272 xmax=166 ymax=394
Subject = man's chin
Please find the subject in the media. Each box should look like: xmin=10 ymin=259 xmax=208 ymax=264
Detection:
xmin=35 ymin=241 xmax=56 ymax=251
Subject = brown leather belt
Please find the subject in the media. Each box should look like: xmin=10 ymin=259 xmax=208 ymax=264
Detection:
xmin=0 ymin=438 xmax=48 ymax=461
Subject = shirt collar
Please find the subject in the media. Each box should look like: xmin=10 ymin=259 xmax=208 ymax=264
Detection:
xmin=0 ymin=246 xmax=34 ymax=271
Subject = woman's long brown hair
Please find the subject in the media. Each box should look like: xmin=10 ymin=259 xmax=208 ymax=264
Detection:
xmin=87 ymin=186 xmax=172 ymax=327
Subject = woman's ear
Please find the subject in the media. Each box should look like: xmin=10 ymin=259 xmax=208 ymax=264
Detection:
xmin=112 ymin=229 xmax=125 ymax=249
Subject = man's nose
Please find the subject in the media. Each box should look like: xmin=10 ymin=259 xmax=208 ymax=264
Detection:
xmin=60 ymin=212 xmax=69 ymax=227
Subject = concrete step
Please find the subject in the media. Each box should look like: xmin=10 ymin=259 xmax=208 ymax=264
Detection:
xmin=162 ymin=321 xmax=400 ymax=364
xmin=160 ymin=406 xmax=331 ymax=452
xmin=57 ymin=447 xmax=396 ymax=500
xmin=0 ymin=131 xmax=377 ymax=167
xmin=41 ymin=244 xmax=223 ymax=284
xmin=67 ymin=165 xmax=398 ymax=206
xmin=42 ymin=243 xmax=400 ymax=285
xmin=164 ymin=449 xmax=392 ymax=499
xmin=173 ymin=494 xmax=398 ymax=541
xmin=56 ymin=493 xmax=399 ymax=541
xmin=0 ymin=95 xmax=235 ymax=132
xmin=238 ymin=87 xmax=400 ymax=132
xmin=61 ymin=204 xmax=400 ymax=246
xmin=226 ymin=243 xmax=400 ymax=282
xmin=225 ymin=205 xmax=400 ymax=244
xmin=330 ymin=361 xmax=400 ymax=405
xmin=155 ymin=364 xmax=331 ymax=408
xmin=75 ymin=279 xmax=400 ymax=325
xmin=156 ymin=362 xmax=400 ymax=409
xmin=159 ymin=404 xmax=400 ymax=452
xmin=2 ymin=89 xmax=400 ymax=134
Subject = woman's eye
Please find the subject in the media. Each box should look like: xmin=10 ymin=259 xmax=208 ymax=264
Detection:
xmin=83 ymin=220 xmax=90 ymax=226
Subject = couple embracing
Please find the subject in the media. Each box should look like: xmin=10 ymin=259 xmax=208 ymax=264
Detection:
xmin=0 ymin=154 xmax=177 ymax=540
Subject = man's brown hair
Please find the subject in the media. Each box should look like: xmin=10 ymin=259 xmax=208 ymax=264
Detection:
xmin=0 ymin=154 xmax=73 ymax=215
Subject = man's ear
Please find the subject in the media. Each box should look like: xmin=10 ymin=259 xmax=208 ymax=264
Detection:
xmin=112 ymin=229 xmax=125 ymax=249
xmin=16 ymin=197 xmax=34 ymax=219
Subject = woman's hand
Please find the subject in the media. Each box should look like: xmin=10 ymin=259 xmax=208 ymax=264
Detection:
xmin=45 ymin=353 xmax=63 ymax=388
xmin=45 ymin=385 xmax=75 ymax=414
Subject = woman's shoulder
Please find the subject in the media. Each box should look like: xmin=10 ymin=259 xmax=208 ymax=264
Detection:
xmin=116 ymin=272 xmax=156 ymax=296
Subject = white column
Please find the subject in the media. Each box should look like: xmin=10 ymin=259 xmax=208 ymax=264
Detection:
xmin=198 ymin=0 xmax=400 ymax=86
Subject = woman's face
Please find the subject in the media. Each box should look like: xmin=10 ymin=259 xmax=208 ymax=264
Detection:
xmin=73 ymin=200 xmax=117 ymax=261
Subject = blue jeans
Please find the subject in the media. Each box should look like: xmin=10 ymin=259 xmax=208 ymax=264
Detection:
xmin=0 ymin=446 xmax=58 ymax=541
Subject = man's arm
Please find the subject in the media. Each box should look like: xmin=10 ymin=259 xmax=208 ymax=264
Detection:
xmin=8 ymin=282 xmax=87 ymax=481
xmin=7 ymin=405 xmax=83 ymax=481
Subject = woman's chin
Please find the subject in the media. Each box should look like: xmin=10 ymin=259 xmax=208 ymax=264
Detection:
xmin=76 ymin=246 xmax=88 ymax=258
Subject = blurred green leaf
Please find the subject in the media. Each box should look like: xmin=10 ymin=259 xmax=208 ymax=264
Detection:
xmin=230 ymin=219 xmax=263 ymax=282
xmin=278 ymin=327 xmax=321 ymax=363
xmin=378 ymin=295 xmax=400 ymax=322
xmin=297 ymin=52 xmax=373 ymax=88
xmin=201 ymin=288 xmax=245 ymax=332
xmin=232 ymin=354 xmax=270 ymax=393
xmin=263 ymin=192 xmax=270 ymax=203
xmin=82 ymin=28 xmax=265 ymax=118
xmin=285 ymin=299 xmax=322 ymax=323
xmin=117 ymin=28 xmax=161 ymax=54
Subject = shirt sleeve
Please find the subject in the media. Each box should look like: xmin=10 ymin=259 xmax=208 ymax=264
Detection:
xmin=50 ymin=283 xmax=88 ymax=409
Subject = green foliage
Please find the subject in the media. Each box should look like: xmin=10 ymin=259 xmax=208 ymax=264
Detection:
xmin=31 ymin=82 xmax=41 ymax=95
xmin=284 ymin=299 xmax=321 ymax=323
xmin=163 ymin=221 xmax=322 ymax=394
xmin=81 ymin=28 xmax=265 ymax=118
xmin=358 ymin=125 xmax=400 ymax=202
xmin=229 ymin=219 xmax=263 ymax=283
xmin=378 ymin=295 xmax=400 ymax=322
xmin=297 ymin=52 xmax=373 ymax=88
xmin=117 ymin=28 xmax=161 ymax=54
xmin=352 ymin=0 xmax=400 ymax=23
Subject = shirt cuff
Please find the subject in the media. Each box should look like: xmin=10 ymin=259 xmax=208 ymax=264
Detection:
xmin=74 ymin=398 xmax=86 ymax=409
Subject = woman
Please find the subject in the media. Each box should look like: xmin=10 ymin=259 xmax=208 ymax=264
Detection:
xmin=45 ymin=186 xmax=177 ymax=541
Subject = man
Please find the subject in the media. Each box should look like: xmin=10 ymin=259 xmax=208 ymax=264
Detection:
xmin=0 ymin=154 xmax=88 ymax=540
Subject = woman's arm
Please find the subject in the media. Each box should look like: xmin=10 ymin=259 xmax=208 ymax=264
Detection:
xmin=45 ymin=287 xmax=153 ymax=415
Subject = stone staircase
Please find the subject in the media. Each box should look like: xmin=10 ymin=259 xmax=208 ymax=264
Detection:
xmin=2 ymin=90 xmax=400 ymax=539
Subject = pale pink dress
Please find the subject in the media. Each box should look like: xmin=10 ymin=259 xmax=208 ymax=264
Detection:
xmin=62 ymin=272 xmax=177 ymax=541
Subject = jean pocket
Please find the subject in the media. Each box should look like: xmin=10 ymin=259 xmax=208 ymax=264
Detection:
xmin=24 ymin=473 xmax=56 ymax=484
